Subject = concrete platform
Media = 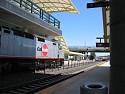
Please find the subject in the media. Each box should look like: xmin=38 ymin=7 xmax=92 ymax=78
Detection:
xmin=35 ymin=61 xmax=110 ymax=94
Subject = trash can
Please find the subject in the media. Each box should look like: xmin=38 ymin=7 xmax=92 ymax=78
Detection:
xmin=80 ymin=83 xmax=108 ymax=94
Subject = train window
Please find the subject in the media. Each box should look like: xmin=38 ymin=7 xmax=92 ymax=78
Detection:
xmin=53 ymin=43 xmax=56 ymax=45
xmin=4 ymin=29 xmax=10 ymax=34
xmin=24 ymin=32 xmax=34 ymax=40
xmin=38 ymin=37 xmax=45 ymax=42
xmin=59 ymin=46 xmax=62 ymax=50
xmin=58 ymin=43 xmax=62 ymax=50
xmin=13 ymin=29 xmax=24 ymax=37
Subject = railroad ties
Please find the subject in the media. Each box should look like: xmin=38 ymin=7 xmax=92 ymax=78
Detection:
xmin=0 ymin=74 xmax=73 ymax=94
xmin=0 ymin=61 xmax=104 ymax=94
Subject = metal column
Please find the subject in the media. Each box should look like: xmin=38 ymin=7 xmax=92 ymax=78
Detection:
xmin=110 ymin=0 xmax=125 ymax=93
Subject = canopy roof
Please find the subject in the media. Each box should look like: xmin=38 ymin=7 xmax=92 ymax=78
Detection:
xmin=32 ymin=0 xmax=79 ymax=14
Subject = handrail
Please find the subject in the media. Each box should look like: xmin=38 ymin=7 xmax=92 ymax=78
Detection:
xmin=9 ymin=0 xmax=60 ymax=29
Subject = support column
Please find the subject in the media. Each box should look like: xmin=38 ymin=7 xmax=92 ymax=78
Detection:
xmin=110 ymin=0 xmax=125 ymax=94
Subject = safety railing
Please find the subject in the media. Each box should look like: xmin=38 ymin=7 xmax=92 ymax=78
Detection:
xmin=9 ymin=0 xmax=60 ymax=29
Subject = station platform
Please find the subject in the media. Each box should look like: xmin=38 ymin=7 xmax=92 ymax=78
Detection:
xmin=35 ymin=61 xmax=110 ymax=94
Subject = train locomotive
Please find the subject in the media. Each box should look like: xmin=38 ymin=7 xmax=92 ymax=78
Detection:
xmin=0 ymin=26 xmax=64 ymax=74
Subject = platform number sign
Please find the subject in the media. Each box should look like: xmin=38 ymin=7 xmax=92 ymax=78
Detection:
xmin=42 ymin=44 xmax=48 ymax=56
xmin=96 ymin=43 xmax=109 ymax=47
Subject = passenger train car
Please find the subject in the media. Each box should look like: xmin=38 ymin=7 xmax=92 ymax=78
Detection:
xmin=0 ymin=26 xmax=64 ymax=73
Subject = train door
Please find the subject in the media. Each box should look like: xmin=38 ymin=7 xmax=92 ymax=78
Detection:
xmin=58 ymin=43 xmax=64 ymax=59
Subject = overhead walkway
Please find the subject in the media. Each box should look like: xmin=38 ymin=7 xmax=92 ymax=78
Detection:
xmin=0 ymin=0 xmax=79 ymax=36
xmin=0 ymin=0 xmax=61 ymax=36
xmin=69 ymin=46 xmax=110 ymax=52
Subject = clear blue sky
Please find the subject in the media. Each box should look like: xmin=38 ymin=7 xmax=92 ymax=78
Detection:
xmin=52 ymin=0 xmax=104 ymax=47
xmin=52 ymin=0 xmax=110 ymax=56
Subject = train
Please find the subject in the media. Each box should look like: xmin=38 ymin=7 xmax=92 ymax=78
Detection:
xmin=0 ymin=26 xmax=64 ymax=74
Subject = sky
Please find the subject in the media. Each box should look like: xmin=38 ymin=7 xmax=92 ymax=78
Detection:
xmin=52 ymin=0 xmax=109 ymax=56
xmin=52 ymin=0 xmax=103 ymax=47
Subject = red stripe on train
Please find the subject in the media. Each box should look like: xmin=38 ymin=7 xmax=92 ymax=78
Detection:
xmin=0 ymin=56 xmax=64 ymax=60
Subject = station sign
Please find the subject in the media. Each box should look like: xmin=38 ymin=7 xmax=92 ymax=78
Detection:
xmin=87 ymin=1 xmax=110 ymax=8
xmin=96 ymin=43 xmax=109 ymax=47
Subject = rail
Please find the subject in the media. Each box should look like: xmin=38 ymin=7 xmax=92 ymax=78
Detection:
xmin=9 ymin=0 xmax=60 ymax=29
xmin=0 ymin=61 xmax=102 ymax=93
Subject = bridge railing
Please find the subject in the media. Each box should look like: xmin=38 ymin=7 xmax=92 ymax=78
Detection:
xmin=9 ymin=0 xmax=60 ymax=29
xmin=68 ymin=46 xmax=96 ymax=49
xmin=68 ymin=46 xmax=109 ymax=52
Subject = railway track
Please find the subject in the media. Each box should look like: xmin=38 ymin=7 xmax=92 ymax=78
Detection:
xmin=0 ymin=73 xmax=76 ymax=94
xmin=0 ymin=61 xmax=104 ymax=94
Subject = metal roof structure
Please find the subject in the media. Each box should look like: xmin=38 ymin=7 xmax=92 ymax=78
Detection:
xmin=32 ymin=0 xmax=79 ymax=14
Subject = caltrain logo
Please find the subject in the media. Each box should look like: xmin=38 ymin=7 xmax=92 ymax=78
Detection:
xmin=42 ymin=44 xmax=48 ymax=56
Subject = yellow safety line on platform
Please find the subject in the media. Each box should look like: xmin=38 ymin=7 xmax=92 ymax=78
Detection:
xmin=99 ymin=61 xmax=110 ymax=67
xmin=32 ymin=0 xmax=79 ymax=14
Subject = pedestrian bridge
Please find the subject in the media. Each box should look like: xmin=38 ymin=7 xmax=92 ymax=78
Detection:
xmin=69 ymin=46 xmax=110 ymax=52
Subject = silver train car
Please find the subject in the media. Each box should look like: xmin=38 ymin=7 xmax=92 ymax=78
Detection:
xmin=0 ymin=26 xmax=64 ymax=73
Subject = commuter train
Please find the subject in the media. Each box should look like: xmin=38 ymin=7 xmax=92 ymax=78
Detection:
xmin=0 ymin=26 xmax=64 ymax=73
